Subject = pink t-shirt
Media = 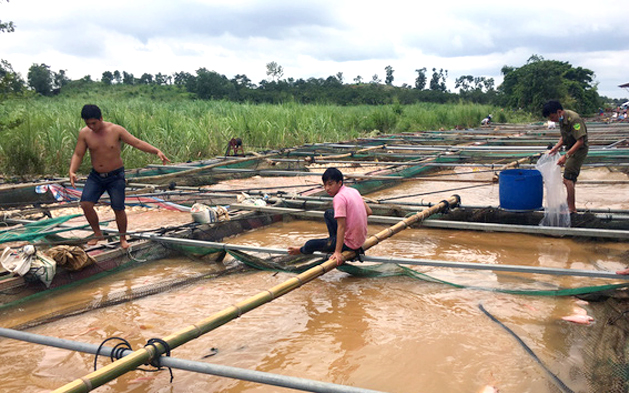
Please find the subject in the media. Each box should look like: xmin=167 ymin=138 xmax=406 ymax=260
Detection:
xmin=333 ymin=185 xmax=368 ymax=250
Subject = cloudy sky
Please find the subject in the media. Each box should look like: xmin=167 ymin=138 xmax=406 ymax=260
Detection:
xmin=2 ymin=0 xmax=629 ymax=99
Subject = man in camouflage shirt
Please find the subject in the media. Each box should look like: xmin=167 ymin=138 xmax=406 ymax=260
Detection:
xmin=542 ymin=100 xmax=588 ymax=214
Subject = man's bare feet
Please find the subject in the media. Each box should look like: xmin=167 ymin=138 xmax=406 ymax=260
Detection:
xmin=120 ymin=237 xmax=130 ymax=249
xmin=287 ymin=246 xmax=301 ymax=255
xmin=616 ymin=268 xmax=629 ymax=275
xmin=86 ymin=234 xmax=104 ymax=246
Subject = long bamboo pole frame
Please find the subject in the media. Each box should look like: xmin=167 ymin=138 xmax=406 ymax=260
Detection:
xmin=52 ymin=196 xmax=460 ymax=393
xmin=129 ymin=149 xmax=294 ymax=183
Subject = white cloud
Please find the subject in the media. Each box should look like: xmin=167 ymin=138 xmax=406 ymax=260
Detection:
xmin=1 ymin=0 xmax=628 ymax=98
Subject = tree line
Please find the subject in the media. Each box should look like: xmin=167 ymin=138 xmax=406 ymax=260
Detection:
xmin=0 ymin=55 xmax=621 ymax=116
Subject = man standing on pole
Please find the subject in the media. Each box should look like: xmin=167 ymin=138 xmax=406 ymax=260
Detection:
xmin=69 ymin=104 xmax=170 ymax=249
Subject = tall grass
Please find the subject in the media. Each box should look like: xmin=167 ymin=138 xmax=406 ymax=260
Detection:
xmin=0 ymin=97 xmax=533 ymax=177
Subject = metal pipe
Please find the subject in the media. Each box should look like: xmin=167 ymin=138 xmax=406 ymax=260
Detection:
xmin=307 ymin=142 xmax=629 ymax=153
xmin=421 ymin=220 xmax=629 ymax=240
xmin=140 ymin=235 xmax=628 ymax=280
xmin=359 ymin=256 xmax=629 ymax=280
xmin=0 ymin=328 xmax=387 ymax=393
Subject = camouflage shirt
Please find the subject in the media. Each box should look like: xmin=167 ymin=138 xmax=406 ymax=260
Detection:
xmin=559 ymin=109 xmax=588 ymax=149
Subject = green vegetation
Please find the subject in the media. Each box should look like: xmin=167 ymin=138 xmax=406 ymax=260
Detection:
xmin=0 ymin=96 xmax=531 ymax=177
xmin=2 ymin=53 xmax=622 ymax=178
xmin=500 ymin=55 xmax=600 ymax=114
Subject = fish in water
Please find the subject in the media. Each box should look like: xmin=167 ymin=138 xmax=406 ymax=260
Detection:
xmin=561 ymin=314 xmax=594 ymax=325
xmin=75 ymin=326 xmax=100 ymax=336
xmin=202 ymin=347 xmax=219 ymax=358
xmin=478 ymin=385 xmax=499 ymax=393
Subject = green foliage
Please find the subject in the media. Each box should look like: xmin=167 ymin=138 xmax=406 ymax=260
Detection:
xmin=192 ymin=68 xmax=235 ymax=100
xmin=0 ymin=95 xmax=530 ymax=176
xmin=266 ymin=61 xmax=284 ymax=82
xmin=363 ymin=106 xmax=399 ymax=133
xmin=0 ymin=0 xmax=14 ymax=34
xmin=0 ymin=59 xmax=24 ymax=96
xmin=53 ymin=70 xmax=70 ymax=90
xmin=122 ymin=71 xmax=134 ymax=85
xmin=101 ymin=71 xmax=113 ymax=85
xmin=498 ymin=55 xmax=600 ymax=115
xmin=385 ymin=65 xmax=394 ymax=85
xmin=415 ymin=68 xmax=427 ymax=90
xmin=429 ymin=68 xmax=448 ymax=92
xmin=27 ymin=63 xmax=53 ymax=96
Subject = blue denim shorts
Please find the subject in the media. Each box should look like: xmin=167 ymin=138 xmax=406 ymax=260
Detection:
xmin=80 ymin=167 xmax=126 ymax=211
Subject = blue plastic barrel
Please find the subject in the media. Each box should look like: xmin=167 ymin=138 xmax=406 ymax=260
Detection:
xmin=499 ymin=169 xmax=543 ymax=211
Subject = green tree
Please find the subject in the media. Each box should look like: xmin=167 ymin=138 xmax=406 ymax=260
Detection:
xmin=101 ymin=71 xmax=114 ymax=85
xmin=385 ymin=65 xmax=394 ymax=85
xmin=0 ymin=0 xmax=14 ymax=33
xmin=173 ymin=71 xmax=194 ymax=87
xmin=455 ymin=75 xmax=474 ymax=93
xmin=193 ymin=68 xmax=235 ymax=100
xmin=498 ymin=55 xmax=599 ymax=114
xmin=354 ymin=75 xmax=363 ymax=84
xmin=414 ymin=68 xmax=427 ymax=90
xmin=113 ymin=70 xmax=121 ymax=84
xmin=231 ymin=74 xmax=253 ymax=89
xmin=266 ymin=61 xmax=284 ymax=82
xmin=155 ymin=72 xmax=167 ymax=85
xmin=53 ymin=69 xmax=70 ymax=89
xmin=27 ymin=63 xmax=53 ymax=96
xmin=429 ymin=68 xmax=447 ymax=92
xmin=139 ymin=73 xmax=153 ymax=84
xmin=122 ymin=71 xmax=135 ymax=85
xmin=0 ymin=59 xmax=24 ymax=95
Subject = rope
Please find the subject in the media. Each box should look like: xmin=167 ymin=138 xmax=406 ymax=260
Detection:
xmin=94 ymin=337 xmax=132 ymax=371
xmin=478 ymin=304 xmax=576 ymax=393
xmin=92 ymin=337 xmax=174 ymax=383
xmin=144 ymin=338 xmax=174 ymax=383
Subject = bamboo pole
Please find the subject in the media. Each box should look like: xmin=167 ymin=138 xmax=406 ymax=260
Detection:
xmin=304 ymin=144 xmax=386 ymax=162
xmin=52 ymin=195 xmax=459 ymax=393
xmin=125 ymin=149 xmax=293 ymax=183
xmin=0 ymin=178 xmax=69 ymax=192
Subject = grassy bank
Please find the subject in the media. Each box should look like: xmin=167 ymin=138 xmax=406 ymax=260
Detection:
xmin=0 ymin=96 xmax=533 ymax=177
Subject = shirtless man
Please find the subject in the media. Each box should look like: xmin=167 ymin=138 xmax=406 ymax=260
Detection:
xmin=69 ymin=104 xmax=169 ymax=249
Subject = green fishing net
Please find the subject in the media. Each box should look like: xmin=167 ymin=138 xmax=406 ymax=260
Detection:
xmin=0 ymin=215 xmax=84 ymax=244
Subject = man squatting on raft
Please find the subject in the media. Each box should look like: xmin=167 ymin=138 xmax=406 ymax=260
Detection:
xmin=69 ymin=104 xmax=170 ymax=249
xmin=288 ymin=168 xmax=373 ymax=264
xmin=542 ymin=100 xmax=588 ymax=214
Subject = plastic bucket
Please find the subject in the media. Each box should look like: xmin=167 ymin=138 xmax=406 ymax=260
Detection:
xmin=499 ymin=169 xmax=543 ymax=211
xmin=190 ymin=203 xmax=217 ymax=224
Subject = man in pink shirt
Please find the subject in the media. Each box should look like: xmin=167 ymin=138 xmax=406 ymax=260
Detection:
xmin=288 ymin=168 xmax=372 ymax=265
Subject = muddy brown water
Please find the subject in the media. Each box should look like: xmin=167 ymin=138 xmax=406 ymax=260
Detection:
xmin=1 ymin=166 xmax=629 ymax=392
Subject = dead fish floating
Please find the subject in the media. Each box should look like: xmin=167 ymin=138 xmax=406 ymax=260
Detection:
xmin=561 ymin=314 xmax=594 ymax=325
